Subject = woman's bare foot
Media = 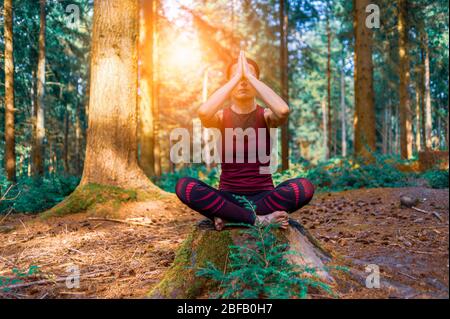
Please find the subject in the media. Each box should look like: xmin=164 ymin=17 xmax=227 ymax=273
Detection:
xmin=256 ymin=211 xmax=289 ymax=229
xmin=214 ymin=217 xmax=225 ymax=231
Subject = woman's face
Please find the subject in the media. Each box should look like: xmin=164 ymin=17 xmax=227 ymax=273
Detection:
xmin=229 ymin=63 xmax=258 ymax=101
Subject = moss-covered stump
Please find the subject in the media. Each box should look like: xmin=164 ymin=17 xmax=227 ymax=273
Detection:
xmin=148 ymin=219 xmax=335 ymax=299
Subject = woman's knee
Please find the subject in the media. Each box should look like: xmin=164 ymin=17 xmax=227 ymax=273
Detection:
xmin=175 ymin=177 xmax=200 ymax=204
xmin=289 ymin=177 xmax=315 ymax=204
xmin=298 ymin=178 xmax=315 ymax=203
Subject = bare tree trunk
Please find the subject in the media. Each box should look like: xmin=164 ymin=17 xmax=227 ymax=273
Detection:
xmin=321 ymin=99 xmax=328 ymax=159
xmin=33 ymin=0 xmax=46 ymax=177
xmin=75 ymin=102 xmax=82 ymax=175
xmin=382 ymin=105 xmax=388 ymax=154
xmin=280 ymin=0 xmax=289 ymax=170
xmin=415 ymin=81 xmax=422 ymax=152
xmin=340 ymin=54 xmax=347 ymax=157
xmin=419 ymin=48 xmax=426 ymax=151
xmin=421 ymin=30 xmax=432 ymax=150
xmin=138 ymin=0 xmax=155 ymax=177
xmin=63 ymin=104 xmax=70 ymax=173
xmin=4 ymin=0 xmax=16 ymax=181
xmin=415 ymin=85 xmax=422 ymax=152
xmin=398 ymin=0 xmax=413 ymax=159
xmin=326 ymin=7 xmax=332 ymax=159
xmin=80 ymin=0 xmax=157 ymax=190
xmin=353 ymin=0 xmax=376 ymax=160
xmin=153 ymin=0 xmax=162 ymax=177
xmin=387 ymin=102 xmax=393 ymax=154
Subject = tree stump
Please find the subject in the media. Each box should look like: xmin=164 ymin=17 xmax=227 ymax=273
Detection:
xmin=148 ymin=219 xmax=335 ymax=299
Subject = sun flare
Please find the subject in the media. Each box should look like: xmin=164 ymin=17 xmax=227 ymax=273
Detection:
xmin=167 ymin=34 xmax=202 ymax=70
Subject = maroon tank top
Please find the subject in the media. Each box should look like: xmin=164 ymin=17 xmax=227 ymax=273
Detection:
xmin=218 ymin=104 xmax=275 ymax=194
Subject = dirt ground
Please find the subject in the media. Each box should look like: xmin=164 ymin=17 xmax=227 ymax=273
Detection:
xmin=0 ymin=186 xmax=448 ymax=299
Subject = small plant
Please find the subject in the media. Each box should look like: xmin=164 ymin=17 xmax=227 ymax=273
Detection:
xmin=196 ymin=198 xmax=334 ymax=299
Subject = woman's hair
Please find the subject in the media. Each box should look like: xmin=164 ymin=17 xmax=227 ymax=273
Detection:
xmin=226 ymin=57 xmax=260 ymax=79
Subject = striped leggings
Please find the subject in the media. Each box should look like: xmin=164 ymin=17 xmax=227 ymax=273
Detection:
xmin=175 ymin=177 xmax=315 ymax=225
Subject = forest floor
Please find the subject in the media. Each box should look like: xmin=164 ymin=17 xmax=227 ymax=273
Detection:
xmin=0 ymin=186 xmax=448 ymax=299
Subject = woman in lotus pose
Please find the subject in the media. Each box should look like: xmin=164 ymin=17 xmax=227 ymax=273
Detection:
xmin=175 ymin=51 xmax=315 ymax=231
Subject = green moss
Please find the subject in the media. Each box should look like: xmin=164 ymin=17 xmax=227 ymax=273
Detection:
xmin=136 ymin=188 xmax=168 ymax=201
xmin=40 ymin=183 xmax=138 ymax=219
xmin=148 ymin=226 xmax=233 ymax=299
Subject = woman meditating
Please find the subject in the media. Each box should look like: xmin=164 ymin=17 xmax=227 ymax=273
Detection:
xmin=175 ymin=50 xmax=315 ymax=231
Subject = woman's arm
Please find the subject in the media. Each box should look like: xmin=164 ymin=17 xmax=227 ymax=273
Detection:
xmin=197 ymin=55 xmax=243 ymax=128
xmin=242 ymin=53 xmax=290 ymax=128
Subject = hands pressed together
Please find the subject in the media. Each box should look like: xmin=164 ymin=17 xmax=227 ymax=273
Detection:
xmin=231 ymin=50 xmax=256 ymax=82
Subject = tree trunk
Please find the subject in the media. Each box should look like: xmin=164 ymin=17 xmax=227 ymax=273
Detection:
xmin=419 ymin=55 xmax=426 ymax=152
xmin=341 ymin=52 xmax=347 ymax=157
xmin=321 ymin=99 xmax=328 ymax=160
xmin=148 ymin=219 xmax=334 ymax=299
xmin=415 ymin=86 xmax=422 ymax=152
xmin=33 ymin=0 xmax=46 ymax=177
xmin=353 ymin=0 xmax=376 ymax=160
xmin=279 ymin=0 xmax=289 ymax=170
xmin=138 ymin=0 xmax=156 ymax=177
xmin=63 ymin=104 xmax=70 ymax=173
xmin=4 ymin=0 xmax=16 ymax=182
xmin=79 ymin=0 xmax=157 ymax=190
xmin=326 ymin=8 xmax=332 ymax=159
xmin=75 ymin=98 xmax=82 ymax=176
xmin=398 ymin=0 xmax=413 ymax=159
xmin=421 ymin=30 xmax=432 ymax=150
xmin=153 ymin=0 xmax=162 ymax=177
xmin=341 ymin=55 xmax=347 ymax=157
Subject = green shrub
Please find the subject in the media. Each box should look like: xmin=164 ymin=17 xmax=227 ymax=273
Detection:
xmin=421 ymin=170 xmax=449 ymax=189
xmin=0 ymin=175 xmax=80 ymax=214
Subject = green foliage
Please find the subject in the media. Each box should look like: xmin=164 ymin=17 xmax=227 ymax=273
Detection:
xmin=196 ymin=197 xmax=333 ymax=299
xmin=231 ymin=194 xmax=257 ymax=218
xmin=152 ymin=165 xmax=220 ymax=192
xmin=196 ymin=222 xmax=334 ymax=299
xmin=420 ymin=170 xmax=449 ymax=189
xmin=157 ymin=153 xmax=446 ymax=195
xmin=273 ymin=153 xmax=418 ymax=192
xmin=0 ymin=175 xmax=80 ymax=214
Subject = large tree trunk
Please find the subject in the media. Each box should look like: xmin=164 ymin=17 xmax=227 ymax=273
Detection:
xmin=79 ymin=0 xmax=157 ymax=190
xmin=279 ymin=0 xmax=289 ymax=170
xmin=398 ymin=0 xmax=413 ymax=159
xmin=148 ymin=219 xmax=334 ymax=299
xmin=4 ymin=0 xmax=16 ymax=182
xmin=32 ymin=0 xmax=46 ymax=177
xmin=138 ymin=0 xmax=156 ymax=177
xmin=353 ymin=0 xmax=376 ymax=160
